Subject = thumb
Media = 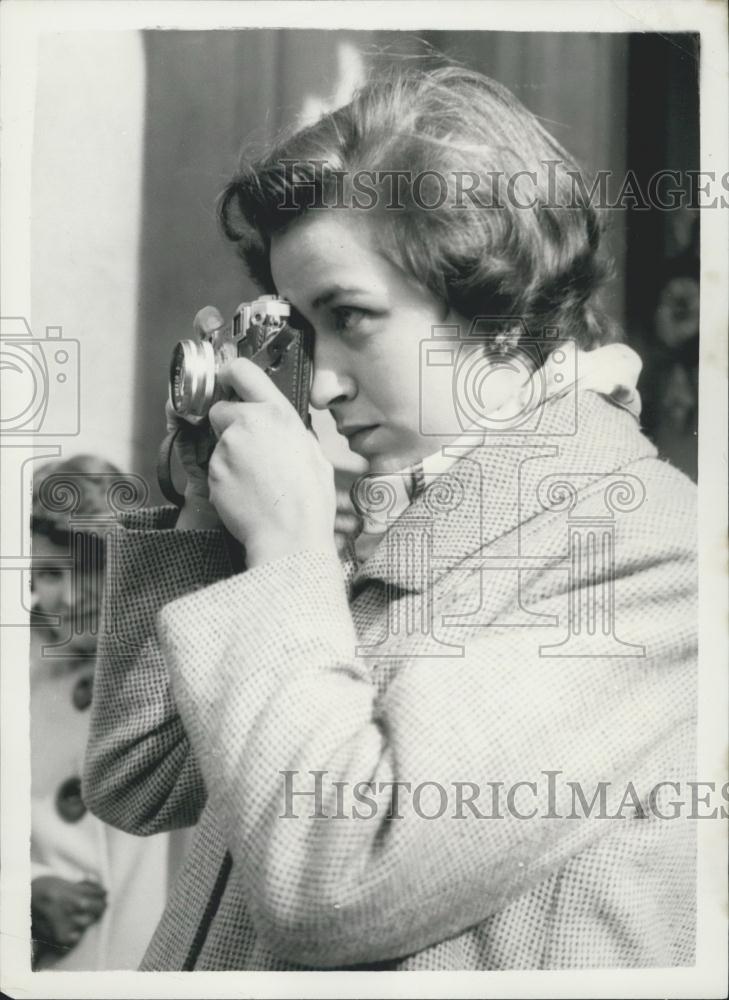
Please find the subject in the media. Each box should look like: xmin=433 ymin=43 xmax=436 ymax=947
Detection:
xmin=193 ymin=306 xmax=225 ymax=337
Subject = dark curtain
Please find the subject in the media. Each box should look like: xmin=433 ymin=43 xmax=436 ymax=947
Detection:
xmin=625 ymin=33 xmax=700 ymax=481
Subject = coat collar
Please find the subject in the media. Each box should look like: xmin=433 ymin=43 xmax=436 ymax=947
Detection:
xmin=350 ymin=390 xmax=656 ymax=595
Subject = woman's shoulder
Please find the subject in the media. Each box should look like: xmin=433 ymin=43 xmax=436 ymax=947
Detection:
xmin=608 ymin=450 xmax=697 ymax=577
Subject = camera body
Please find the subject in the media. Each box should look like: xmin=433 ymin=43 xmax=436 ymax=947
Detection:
xmin=419 ymin=317 xmax=578 ymax=437
xmin=0 ymin=318 xmax=80 ymax=436
xmin=158 ymin=296 xmax=312 ymax=507
xmin=169 ymin=295 xmax=312 ymax=423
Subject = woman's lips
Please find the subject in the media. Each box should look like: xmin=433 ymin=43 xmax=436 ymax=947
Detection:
xmin=342 ymin=424 xmax=380 ymax=451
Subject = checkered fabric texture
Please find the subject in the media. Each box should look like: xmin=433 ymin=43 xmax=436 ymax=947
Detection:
xmin=84 ymin=390 xmax=697 ymax=970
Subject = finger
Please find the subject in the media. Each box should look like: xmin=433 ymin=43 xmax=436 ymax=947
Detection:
xmin=76 ymin=879 xmax=107 ymax=896
xmin=218 ymin=357 xmax=290 ymax=407
xmin=70 ymin=910 xmax=96 ymax=930
xmin=208 ymin=400 xmax=240 ymax=438
xmin=80 ymin=898 xmax=106 ymax=920
xmin=335 ymin=488 xmax=357 ymax=514
xmin=59 ymin=926 xmax=83 ymax=947
xmin=74 ymin=890 xmax=107 ymax=912
xmin=334 ymin=532 xmax=353 ymax=557
xmin=76 ymin=882 xmax=106 ymax=903
xmin=335 ymin=513 xmax=362 ymax=535
xmin=208 ymin=399 xmax=273 ymax=439
xmin=68 ymin=906 xmax=105 ymax=931
xmin=193 ymin=305 xmax=225 ymax=337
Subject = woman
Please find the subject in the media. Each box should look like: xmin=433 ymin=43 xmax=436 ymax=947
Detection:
xmin=30 ymin=455 xmax=170 ymax=969
xmin=84 ymin=61 xmax=697 ymax=970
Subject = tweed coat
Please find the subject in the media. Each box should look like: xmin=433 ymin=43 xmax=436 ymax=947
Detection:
xmin=83 ymin=388 xmax=697 ymax=970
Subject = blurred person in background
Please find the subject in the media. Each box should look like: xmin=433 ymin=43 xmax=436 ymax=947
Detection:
xmin=637 ymin=212 xmax=700 ymax=482
xmin=30 ymin=455 xmax=170 ymax=970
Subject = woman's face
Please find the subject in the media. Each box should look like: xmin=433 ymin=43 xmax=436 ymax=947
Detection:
xmin=31 ymin=532 xmax=100 ymax=654
xmin=270 ymin=211 xmax=520 ymax=473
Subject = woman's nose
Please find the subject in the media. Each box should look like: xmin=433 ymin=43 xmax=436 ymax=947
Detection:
xmin=309 ymin=339 xmax=357 ymax=411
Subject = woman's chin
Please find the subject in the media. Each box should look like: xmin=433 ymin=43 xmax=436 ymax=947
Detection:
xmin=356 ymin=429 xmax=433 ymax=475
xmin=366 ymin=451 xmax=421 ymax=475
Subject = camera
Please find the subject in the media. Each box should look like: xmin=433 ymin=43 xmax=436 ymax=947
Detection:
xmin=168 ymin=295 xmax=311 ymax=423
xmin=419 ymin=317 xmax=578 ymax=437
xmin=0 ymin=318 xmax=80 ymax=436
xmin=158 ymin=296 xmax=312 ymax=506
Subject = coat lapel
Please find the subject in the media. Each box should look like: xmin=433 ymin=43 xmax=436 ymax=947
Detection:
xmin=352 ymin=391 xmax=656 ymax=595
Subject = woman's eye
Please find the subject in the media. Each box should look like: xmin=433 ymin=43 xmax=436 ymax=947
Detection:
xmin=332 ymin=306 xmax=368 ymax=334
xmin=36 ymin=568 xmax=64 ymax=581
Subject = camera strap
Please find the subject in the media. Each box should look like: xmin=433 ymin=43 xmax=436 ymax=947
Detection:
xmin=156 ymin=428 xmax=186 ymax=507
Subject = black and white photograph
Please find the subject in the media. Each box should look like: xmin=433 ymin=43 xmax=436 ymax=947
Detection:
xmin=1 ymin=1 xmax=727 ymax=998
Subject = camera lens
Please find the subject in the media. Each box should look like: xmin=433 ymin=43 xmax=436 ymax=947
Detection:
xmin=169 ymin=339 xmax=216 ymax=418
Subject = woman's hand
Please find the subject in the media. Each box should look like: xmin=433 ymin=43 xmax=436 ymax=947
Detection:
xmin=208 ymin=357 xmax=337 ymax=568
xmin=167 ymin=400 xmax=222 ymax=530
xmin=31 ymin=876 xmax=107 ymax=952
xmin=165 ymin=400 xmax=212 ymax=502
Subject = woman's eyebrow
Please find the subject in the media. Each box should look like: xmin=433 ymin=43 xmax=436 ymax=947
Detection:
xmin=310 ymin=285 xmax=367 ymax=310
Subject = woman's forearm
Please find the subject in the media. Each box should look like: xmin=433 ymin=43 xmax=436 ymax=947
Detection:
xmin=84 ymin=509 xmax=229 ymax=833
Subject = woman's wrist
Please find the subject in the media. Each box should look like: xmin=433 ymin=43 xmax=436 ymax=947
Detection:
xmin=175 ymin=490 xmax=222 ymax=531
xmin=244 ymin=532 xmax=338 ymax=569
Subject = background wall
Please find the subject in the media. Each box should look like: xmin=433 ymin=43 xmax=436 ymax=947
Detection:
xmin=30 ymin=29 xmax=700 ymax=496
xmin=31 ymin=32 xmax=146 ymax=474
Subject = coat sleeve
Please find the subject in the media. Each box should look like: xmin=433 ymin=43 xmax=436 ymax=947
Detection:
xmin=154 ymin=485 xmax=697 ymax=966
xmin=83 ymin=507 xmax=232 ymax=835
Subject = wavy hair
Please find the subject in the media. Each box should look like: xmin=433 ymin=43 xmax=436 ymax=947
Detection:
xmin=219 ymin=60 xmax=616 ymax=351
xmin=31 ymin=454 xmax=121 ymax=547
